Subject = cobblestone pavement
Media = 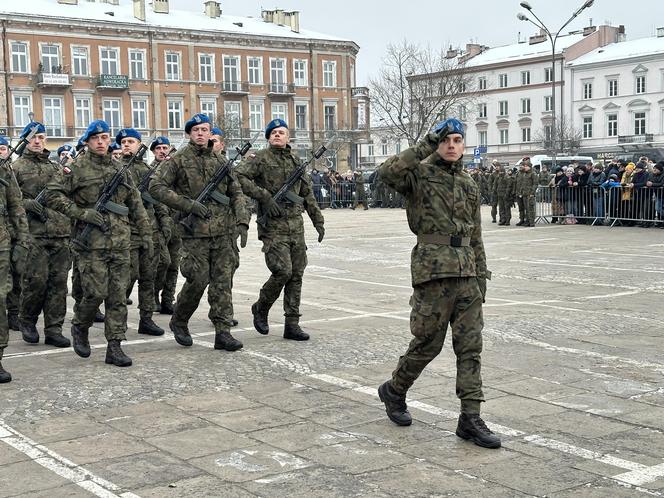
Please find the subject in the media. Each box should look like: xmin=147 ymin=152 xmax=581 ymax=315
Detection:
xmin=2 ymin=208 xmax=664 ymax=497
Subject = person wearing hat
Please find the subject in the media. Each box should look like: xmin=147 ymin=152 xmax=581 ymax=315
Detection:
xmin=117 ymin=128 xmax=171 ymax=336
xmin=1 ymin=136 xmax=21 ymax=333
xmin=487 ymin=160 xmax=499 ymax=223
xmin=57 ymin=144 xmax=75 ymax=166
xmin=647 ymin=162 xmax=664 ymax=228
xmin=149 ymin=113 xmax=249 ymax=351
xmin=45 ymin=119 xmax=152 ymax=367
xmin=0 ymin=136 xmax=10 ymax=160
xmin=375 ymin=118 xmax=500 ymax=449
xmin=493 ymin=163 xmax=514 ymax=226
xmin=514 ymin=157 xmax=538 ymax=227
xmin=109 ymin=142 xmax=122 ymax=162
xmin=11 ymin=121 xmax=72 ymax=348
xmin=235 ymin=118 xmax=325 ymax=343
xmin=632 ymin=160 xmax=650 ymax=225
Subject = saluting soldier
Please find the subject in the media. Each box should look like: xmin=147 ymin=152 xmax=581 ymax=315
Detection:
xmin=46 ymin=120 xmax=152 ymax=367
xmin=149 ymin=114 xmax=248 ymax=351
xmin=236 ymin=119 xmax=325 ymax=342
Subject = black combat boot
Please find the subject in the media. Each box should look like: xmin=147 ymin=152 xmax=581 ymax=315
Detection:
xmin=126 ymin=298 xmax=133 ymax=305
xmin=0 ymin=362 xmax=11 ymax=384
xmin=214 ymin=330 xmax=243 ymax=351
xmin=160 ymin=300 xmax=174 ymax=315
xmin=19 ymin=321 xmax=39 ymax=344
xmin=44 ymin=333 xmax=71 ymax=348
xmin=105 ymin=340 xmax=132 ymax=367
xmin=7 ymin=314 xmax=19 ymax=331
xmin=378 ymin=381 xmax=412 ymax=426
xmin=230 ymin=318 xmax=239 ymax=327
xmin=251 ymin=303 xmax=269 ymax=335
xmin=455 ymin=413 xmax=501 ymax=449
xmin=94 ymin=309 xmax=105 ymax=323
xmin=169 ymin=319 xmax=193 ymax=347
xmin=71 ymin=324 xmax=91 ymax=358
xmin=138 ymin=312 xmax=165 ymax=336
xmin=516 ymin=220 xmax=524 ymax=226
xmin=283 ymin=320 xmax=309 ymax=341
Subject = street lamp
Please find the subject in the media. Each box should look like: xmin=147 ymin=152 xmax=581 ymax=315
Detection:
xmin=518 ymin=0 xmax=594 ymax=168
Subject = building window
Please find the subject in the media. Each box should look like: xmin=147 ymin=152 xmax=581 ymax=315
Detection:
xmin=295 ymin=104 xmax=307 ymax=130
xmin=40 ymin=45 xmax=60 ymax=73
xmin=544 ymin=67 xmax=552 ymax=83
xmin=583 ymin=82 xmax=592 ymax=100
xmin=10 ymin=42 xmax=29 ymax=73
xmin=499 ymin=73 xmax=508 ymax=88
xmin=167 ymin=99 xmax=183 ymax=130
xmin=129 ymin=50 xmax=145 ymax=80
xmin=395 ymin=142 xmax=401 ymax=154
xmin=478 ymin=130 xmax=487 ymax=146
xmin=13 ymin=95 xmax=32 ymax=128
xmin=521 ymin=71 xmax=530 ymax=85
xmin=323 ymin=60 xmax=337 ymax=88
xmin=583 ymin=116 xmax=593 ymax=138
xmin=324 ymin=103 xmax=337 ymax=130
xmin=458 ymin=105 xmax=467 ymax=121
xmin=165 ymin=52 xmax=180 ymax=81
xmin=270 ymin=58 xmax=286 ymax=92
xmin=247 ymin=57 xmax=262 ymax=85
xmin=249 ymin=102 xmax=264 ymax=131
xmin=522 ymin=127 xmax=531 ymax=142
xmin=381 ymin=142 xmax=388 ymax=156
xmin=521 ymin=98 xmax=531 ymax=114
xmin=198 ymin=53 xmax=214 ymax=83
xmin=74 ymin=97 xmax=91 ymax=130
xmin=100 ymin=47 xmax=119 ymax=75
xmin=293 ymin=59 xmax=307 ymax=87
xmin=478 ymin=76 xmax=486 ymax=91
xmin=102 ymin=98 xmax=122 ymax=134
xmin=131 ymin=99 xmax=148 ymax=130
xmin=271 ymin=103 xmax=287 ymax=121
xmin=499 ymin=129 xmax=509 ymax=144
xmin=634 ymin=111 xmax=646 ymax=135
xmin=43 ymin=96 xmax=63 ymax=136
xmin=544 ymin=125 xmax=552 ymax=144
xmin=367 ymin=144 xmax=374 ymax=157
xmin=498 ymin=100 xmax=508 ymax=116
xmin=608 ymin=79 xmax=618 ymax=97
xmin=200 ymin=99 xmax=216 ymax=124
xmin=607 ymin=114 xmax=618 ymax=137
xmin=224 ymin=102 xmax=241 ymax=132
xmin=478 ymin=103 xmax=487 ymax=119
xmin=223 ymin=56 xmax=240 ymax=89
xmin=72 ymin=46 xmax=88 ymax=76
xmin=636 ymin=75 xmax=646 ymax=94
xmin=544 ymin=95 xmax=552 ymax=112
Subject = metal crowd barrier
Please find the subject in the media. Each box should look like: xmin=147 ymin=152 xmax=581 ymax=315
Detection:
xmin=312 ymin=181 xmax=406 ymax=209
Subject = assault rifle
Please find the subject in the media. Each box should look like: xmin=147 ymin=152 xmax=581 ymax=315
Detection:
xmin=180 ymin=131 xmax=261 ymax=235
xmin=29 ymin=149 xmax=75 ymax=223
xmin=71 ymin=142 xmax=149 ymax=251
xmin=0 ymin=126 xmax=39 ymax=187
xmin=138 ymin=137 xmax=185 ymax=206
xmin=256 ymin=137 xmax=335 ymax=228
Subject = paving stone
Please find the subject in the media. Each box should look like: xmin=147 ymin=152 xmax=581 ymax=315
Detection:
xmin=9 ymin=483 xmax=94 ymax=497
xmin=146 ymin=426 xmax=259 ymax=460
xmin=9 ymin=414 xmax=109 ymax=445
xmin=248 ymin=421 xmax=359 ymax=452
xmin=136 ymin=475 xmax=256 ymax=498
xmin=200 ymin=406 xmax=300 ymax=433
xmin=528 ymin=410 xmax=638 ymax=439
xmin=298 ymin=440 xmax=412 ymax=475
xmin=163 ymin=390 xmax=259 ymax=414
xmin=45 ymin=430 xmax=155 ymax=464
xmin=0 ymin=460 xmax=71 ymax=497
xmin=296 ymin=400 xmax=385 ymax=429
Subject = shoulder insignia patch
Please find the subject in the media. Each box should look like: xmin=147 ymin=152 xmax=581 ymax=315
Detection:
xmin=63 ymin=166 xmax=72 ymax=174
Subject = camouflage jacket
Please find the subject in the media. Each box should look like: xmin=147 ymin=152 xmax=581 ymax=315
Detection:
xmin=493 ymin=172 xmax=515 ymax=198
xmin=148 ymin=140 xmax=249 ymax=238
xmin=45 ymin=150 xmax=151 ymax=251
xmin=121 ymin=155 xmax=172 ymax=247
xmin=13 ymin=149 xmax=71 ymax=238
xmin=514 ymin=170 xmax=538 ymax=196
xmin=538 ymin=171 xmax=552 ymax=186
xmin=378 ymin=134 xmax=488 ymax=286
xmin=235 ymin=144 xmax=324 ymax=239
xmin=0 ymin=163 xmax=29 ymax=251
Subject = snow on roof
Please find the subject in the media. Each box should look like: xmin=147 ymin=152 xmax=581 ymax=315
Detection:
xmin=567 ymin=35 xmax=664 ymax=66
xmin=0 ymin=0 xmax=352 ymax=43
xmin=464 ymin=33 xmax=586 ymax=67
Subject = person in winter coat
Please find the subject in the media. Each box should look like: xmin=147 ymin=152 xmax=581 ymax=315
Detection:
xmin=587 ymin=162 xmax=606 ymax=222
xmin=647 ymin=162 xmax=664 ymax=227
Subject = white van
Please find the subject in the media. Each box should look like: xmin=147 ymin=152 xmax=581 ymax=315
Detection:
xmin=515 ymin=155 xmax=594 ymax=172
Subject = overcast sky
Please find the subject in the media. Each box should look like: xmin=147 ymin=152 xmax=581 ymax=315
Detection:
xmin=170 ymin=0 xmax=663 ymax=85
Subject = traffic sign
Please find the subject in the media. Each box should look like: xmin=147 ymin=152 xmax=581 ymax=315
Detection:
xmin=473 ymin=148 xmax=481 ymax=159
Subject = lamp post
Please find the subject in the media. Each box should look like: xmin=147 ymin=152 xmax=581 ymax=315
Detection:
xmin=517 ymin=0 xmax=594 ymax=168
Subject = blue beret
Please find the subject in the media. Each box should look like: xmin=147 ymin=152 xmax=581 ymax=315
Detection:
xmin=109 ymin=142 xmax=121 ymax=152
xmin=184 ymin=113 xmax=211 ymax=134
xmin=432 ymin=118 xmax=465 ymax=138
xmin=56 ymin=144 xmax=74 ymax=156
xmin=116 ymin=128 xmax=142 ymax=145
xmin=265 ymin=118 xmax=288 ymax=139
xmin=81 ymin=120 xmax=110 ymax=143
xmin=20 ymin=121 xmax=46 ymax=139
xmin=0 ymin=136 xmax=8 ymax=147
xmin=150 ymin=136 xmax=171 ymax=151
xmin=211 ymin=127 xmax=224 ymax=137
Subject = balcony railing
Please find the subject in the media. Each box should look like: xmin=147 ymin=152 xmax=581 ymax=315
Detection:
xmin=267 ymin=82 xmax=296 ymax=96
xmin=96 ymin=74 xmax=129 ymax=89
xmin=618 ymin=134 xmax=653 ymax=144
xmin=37 ymin=72 xmax=71 ymax=87
xmin=220 ymin=81 xmax=250 ymax=94
xmin=351 ymin=87 xmax=369 ymax=98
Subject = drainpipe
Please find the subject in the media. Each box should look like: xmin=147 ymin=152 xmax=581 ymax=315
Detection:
xmin=1 ymin=20 xmax=11 ymax=135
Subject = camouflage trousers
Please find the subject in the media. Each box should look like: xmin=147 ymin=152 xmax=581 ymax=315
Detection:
xmin=523 ymin=194 xmax=536 ymax=225
xmin=490 ymin=198 xmax=498 ymax=222
xmin=0 ymin=251 xmax=10 ymax=353
xmin=72 ymin=250 xmax=130 ymax=341
xmin=6 ymin=251 xmax=20 ymax=320
xmin=127 ymin=232 xmax=160 ymax=313
xmin=19 ymin=237 xmax=71 ymax=336
xmin=390 ymin=277 xmax=485 ymax=414
xmin=155 ymin=232 xmax=181 ymax=306
xmin=173 ymin=235 xmax=238 ymax=330
xmin=71 ymin=256 xmax=82 ymax=315
xmin=257 ymin=234 xmax=307 ymax=319
xmin=498 ymin=196 xmax=512 ymax=224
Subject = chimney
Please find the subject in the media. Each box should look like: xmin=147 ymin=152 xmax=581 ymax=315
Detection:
xmin=583 ymin=25 xmax=596 ymax=36
xmin=445 ymin=46 xmax=458 ymax=59
xmin=204 ymin=1 xmax=221 ymax=18
xmin=57 ymin=0 xmax=78 ymax=4
xmin=464 ymin=43 xmax=484 ymax=58
xmin=133 ymin=0 xmax=145 ymax=21
xmin=152 ymin=0 xmax=169 ymax=14
xmin=261 ymin=9 xmax=300 ymax=33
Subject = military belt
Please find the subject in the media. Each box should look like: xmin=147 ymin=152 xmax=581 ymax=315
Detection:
xmin=417 ymin=234 xmax=470 ymax=247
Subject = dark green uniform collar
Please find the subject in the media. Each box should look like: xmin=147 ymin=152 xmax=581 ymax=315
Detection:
xmin=188 ymin=140 xmax=213 ymax=156
xmin=268 ymin=144 xmax=292 ymax=156
xmin=23 ymin=148 xmax=51 ymax=162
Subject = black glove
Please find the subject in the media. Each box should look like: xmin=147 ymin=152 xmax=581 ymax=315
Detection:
xmin=237 ymin=224 xmax=248 ymax=248
xmin=25 ymin=199 xmax=44 ymax=217
xmin=11 ymin=244 xmax=28 ymax=275
xmin=477 ymin=277 xmax=487 ymax=303
xmin=315 ymin=225 xmax=325 ymax=243
xmin=189 ymin=200 xmax=210 ymax=218
xmin=263 ymin=198 xmax=284 ymax=218
xmin=141 ymin=235 xmax=154 ymax=259
xmin=80 ymin=209 xmax=104 ymax=227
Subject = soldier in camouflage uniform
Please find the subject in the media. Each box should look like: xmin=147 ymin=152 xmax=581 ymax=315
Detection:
xmin=376 ymin=118 xmax=500 ymax=449
xmin=149 ymin=114 xmax=248 ymax=351
xmin=46 ymin=120 xmax=153 ymax=367
xmin=0 ymin=137 xmax=20 ymax=332
xmin=351 ymin=170 xmax=368 ymax=210
xmin=493 ymin=165 xmax=515 ymax=226
xmin=236 ymin=119 xmax=325 ymax=342
xmin=514 ymin=157 xmax=538 ymax=227
xmin=117 ymin=129 xmax=170 ymax=336
xmin=488 ymin=160 xmax=500 ymax=223
xmin=13 ymin=122 xmax=71 ymax=348
xmin=0 ymin=135 xmax=30 ymax=383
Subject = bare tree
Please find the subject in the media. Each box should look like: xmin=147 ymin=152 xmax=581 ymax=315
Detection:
xmin=532 ymin=115 xmax=582 ymax=156
xmin=369 ymin=40 xmax=480 ymax=146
